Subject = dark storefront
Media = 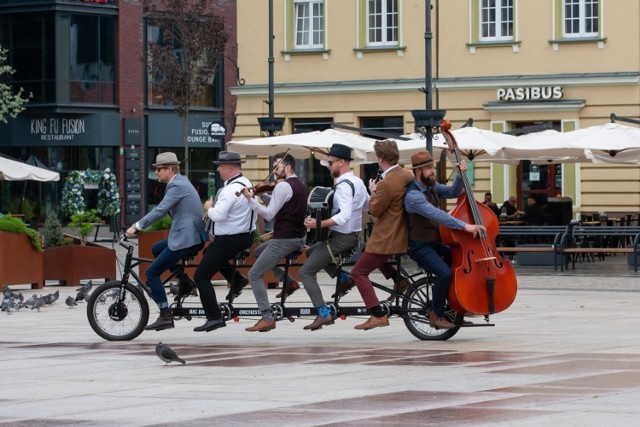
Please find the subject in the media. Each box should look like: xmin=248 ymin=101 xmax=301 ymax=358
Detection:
xmin=0 ymin=0 xmax=232 ymax=224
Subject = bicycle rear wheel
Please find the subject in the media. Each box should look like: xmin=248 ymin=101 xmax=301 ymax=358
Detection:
xmin=87 ymin=280 xmax=149 ymax=341
xmin=401 ymin=277 xmax=460 ymax=340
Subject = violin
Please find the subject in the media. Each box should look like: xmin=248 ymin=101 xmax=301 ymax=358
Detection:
xmin=438 ymin=119 xmax=517 ymax=316
xmin=235 ymin=182 xmax=276 ymax=197
xmin=235 ymin=149 xmax=291 ymax=197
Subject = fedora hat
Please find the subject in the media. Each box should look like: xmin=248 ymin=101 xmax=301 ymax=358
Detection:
xmin=152 ymin=152 xmax=180 ymax=167
xmin=410 ymin=150 xmax=439 ymax=169
xmin=212 ymin=151 xmax=245 ymax=165
xmin=327 ymin=143 xmax=353 ymax=161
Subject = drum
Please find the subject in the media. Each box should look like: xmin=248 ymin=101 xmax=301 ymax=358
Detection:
xmin=307 ymin=186 xmax=333 ymax=244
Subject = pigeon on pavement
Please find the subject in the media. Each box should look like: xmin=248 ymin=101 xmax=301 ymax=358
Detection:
xmin=76 ymin=280 xmax=93 ymax=302
xmin=43 ymin=290 xmax=60 ymax=305
xmin=31 ymin=296 xmax=45 ymax=311
xmin=155 ymin=342 xmax=186 ymax=365
xmin=2 ymin=285 xmax=13 ymax=300
xmin=23 ymin=294 xmax=37 ymax=307
xmin=65 ymin=296 xmax=78 ymax=308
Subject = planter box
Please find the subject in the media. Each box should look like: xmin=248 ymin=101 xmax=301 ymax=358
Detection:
xmin=43 ymin=242 xmax=116 ymax=286
xmin=138 ymin=231 xmax=306 ymax=286
xmin=0 ymin=231 xmax=44 ymax=289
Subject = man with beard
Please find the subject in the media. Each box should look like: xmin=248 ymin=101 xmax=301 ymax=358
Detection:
xmin=300 ymin=143 xmax=369 ymax=331
xmin=240 ymin=152 xmax=308 ymax=332
xmin=404 ymin=150 xmax=484 ymax=329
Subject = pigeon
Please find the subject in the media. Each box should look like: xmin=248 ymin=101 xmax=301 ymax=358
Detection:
xmin=2 ymin=285 xmax=13 ymax=300
xmin=76 ymin=281 xmax=93 ymax=302
xmin=97 ymin=293 xmax=108 ymax=304
xmin=43 ymin=290 xmax=60 ymax=305
xmin=23 ymin=294 xmax=37 ymax=307
xmin=155 ymin=342 xmax=186 ymax=366
xmin=168 ymin=283 xmax=179 ymax=296
xmin=1 ymin=298 xmax=11 ymax=313
xmin=15 ymin=293 xmax=24 ymax=303
xmin=65 ymin=296 xmax=78 ymax=308
xmin=31 ymin=296 xmax=45 ymax=311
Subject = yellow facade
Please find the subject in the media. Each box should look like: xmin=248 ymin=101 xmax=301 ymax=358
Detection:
xmin=233 ymin=0 xmax=640 ymax=217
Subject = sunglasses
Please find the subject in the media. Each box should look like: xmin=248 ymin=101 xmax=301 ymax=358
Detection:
xmin=155 ymin=166 xmax=168 ymax=172
xmin=327 ymin=159 xmax=341 ymax=166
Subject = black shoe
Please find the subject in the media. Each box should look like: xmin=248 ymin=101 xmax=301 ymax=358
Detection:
xmin=178 ymin=273 xmax=198 ymax=297
xmin=193 ymin=318 xmax=226 ymax=332
xmin=226 ymin=277 xmax=249 ymax=301
xmin=145 ymin=309 xmax=174 ymax=331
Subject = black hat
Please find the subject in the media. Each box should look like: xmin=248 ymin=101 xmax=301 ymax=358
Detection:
xmin=212 ymin=151 xmax=246 ymax=165
xmin=327 ymin=143 xmax=353 ymax=161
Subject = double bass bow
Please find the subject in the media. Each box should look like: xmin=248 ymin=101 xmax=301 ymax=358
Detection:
xmin=438 ymin=119 xmax=517 ymax=316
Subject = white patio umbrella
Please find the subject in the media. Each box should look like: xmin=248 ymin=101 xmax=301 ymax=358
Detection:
xmin=433 ymin=126 xmax=518 ymax=163
xmin=562 ymin=122 xmax=640 ymax=165
xmin=227 ymin=128 xmax=376 ymax=162
xmin=500 ymin=130 xmax=590 ymax=164
xmin=0 ymin=155 xmax=60 ymax=181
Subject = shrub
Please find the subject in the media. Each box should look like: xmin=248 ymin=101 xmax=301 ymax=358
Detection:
xmin=43 ymin=211 xmax=65 ymax=249
xmin=68 ymin=209 xmax=102 ymax=246
xmin=0 ymin=215 xmax=42 ymax=251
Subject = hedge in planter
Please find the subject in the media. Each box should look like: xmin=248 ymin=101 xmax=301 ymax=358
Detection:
xmin=0 ymin=216 xmax=44 ymax=289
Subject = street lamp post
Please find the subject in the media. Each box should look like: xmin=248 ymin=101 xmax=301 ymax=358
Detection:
xmin=411 ymin=0 xmax=446 ymax=154
xmin=258 ymin=0 xmax=285 ymax=137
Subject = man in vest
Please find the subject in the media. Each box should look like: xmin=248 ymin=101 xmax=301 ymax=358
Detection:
xmin=404 ymin=150 xmax=484 ymax=329
xmin=240 ymin=152 xmax=308 ymax=332
xmin=300 ymin=143 xmax=369 ymax=331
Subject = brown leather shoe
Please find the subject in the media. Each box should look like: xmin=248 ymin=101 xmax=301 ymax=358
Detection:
xmin=428 ymin=311 xmax=455 ymax=329
xmin=354 ymin=315 xmax=389 ymax=330
xmin=245 ymin=319 xmax=276 ymax=332
xmin=303 ymin=315 xmax=335 ymax=331
xmin=331 ymin=278 xmax=355 ymax=298
xmin=386 ymin=278 xmax=409 ymax=301
xmin=275 ymin=280 xmax=299 ymax=298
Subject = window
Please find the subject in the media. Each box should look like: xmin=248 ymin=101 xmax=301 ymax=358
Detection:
xmin=146 ymin=23 xmax=222 ymax=108
xmin=294 ymin=0 xmax=324 ymax=49
xmin=367 ymin=0 xmax=398 ymax=46
xmin=69 ymin=15 xmax=116 ymax=104
xmin=563 ymin=0 xmax=598 ymax=37
xmin=480 ymin=0 xmax=513 ymax=41
xmin=360 ymin=116 xmax=404 ymax=182
xmin=1 ymin=13 xmax=56 ymax=103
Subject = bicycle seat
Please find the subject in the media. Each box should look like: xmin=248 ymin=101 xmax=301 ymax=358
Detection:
xmin=285 ymin=249 xmax=303 ymax=262
xmin=234 ymin=248 xmax=251 ymax=261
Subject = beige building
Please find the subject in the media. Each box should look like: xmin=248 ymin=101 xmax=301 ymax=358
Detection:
xmin=233 ymin=0 xmax=640 ymax=218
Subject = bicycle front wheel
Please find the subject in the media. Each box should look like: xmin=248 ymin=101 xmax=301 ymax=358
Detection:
xmin=86 ymin=280 xmax=149 ymax=341
xmin=401 ymin=277 xmax=460 ymax=341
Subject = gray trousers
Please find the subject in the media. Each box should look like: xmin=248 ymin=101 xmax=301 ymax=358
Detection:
xmin=299 ymin=231 xmax=359 ymax=308
xmin=248 ymin=238 xmax=304 ymax=316
xmin=253 ymin=241 xmax=296 ymax=284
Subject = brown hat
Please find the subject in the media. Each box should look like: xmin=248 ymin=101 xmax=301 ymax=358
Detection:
xmin=410 ymin=150 xmax=438 ymax=169
xmin=152 ymin=152 xmax=180 ymax=167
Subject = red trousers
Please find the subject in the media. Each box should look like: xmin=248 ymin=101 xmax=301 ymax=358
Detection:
xmin=351 ymin=250 xmax=397 ymax=308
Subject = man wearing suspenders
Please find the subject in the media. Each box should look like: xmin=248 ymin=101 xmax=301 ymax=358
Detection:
xmin=193 ymin=151 xmax=256 ymax=333
xmin=300 ymin=144 xmax=369 ymax=331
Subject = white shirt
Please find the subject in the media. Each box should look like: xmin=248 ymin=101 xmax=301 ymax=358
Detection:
xmin=207 ymin=174 xmax=256 ymax=235
xmin=330 ymin=172 xmax=369 ymax=234
xmin=248 ymin=178 xmax=293 ymax=221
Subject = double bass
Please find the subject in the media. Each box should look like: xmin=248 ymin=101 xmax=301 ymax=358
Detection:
xmin=438 ymin=119 xmax=517 ymax=316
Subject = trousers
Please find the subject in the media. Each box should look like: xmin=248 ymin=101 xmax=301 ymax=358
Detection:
xmin=408 ymin=241 xmax=452 ymax=316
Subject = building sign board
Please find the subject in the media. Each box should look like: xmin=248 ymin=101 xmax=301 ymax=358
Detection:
xmin=496 ymin=86 xmax=563 ymax=102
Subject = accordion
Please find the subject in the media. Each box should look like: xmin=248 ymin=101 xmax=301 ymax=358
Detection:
xmin=306 ymin=186 xmax=334 ymax=244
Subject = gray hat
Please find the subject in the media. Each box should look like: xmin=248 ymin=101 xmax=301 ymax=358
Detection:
xmin=212 ymin=151 xmax=245 ymax=165
xmin=152 ymin=152 xmax=180 ymax=167
xmin=327 ymin=143 xmax=353 ymax=161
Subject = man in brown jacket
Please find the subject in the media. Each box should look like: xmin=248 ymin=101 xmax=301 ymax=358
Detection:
xmin=351 ymin=139 xmax=414 ymax=330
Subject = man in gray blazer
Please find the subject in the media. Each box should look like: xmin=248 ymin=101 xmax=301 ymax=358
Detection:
xmin=126 ymin=152 xmax=206 ymax=331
